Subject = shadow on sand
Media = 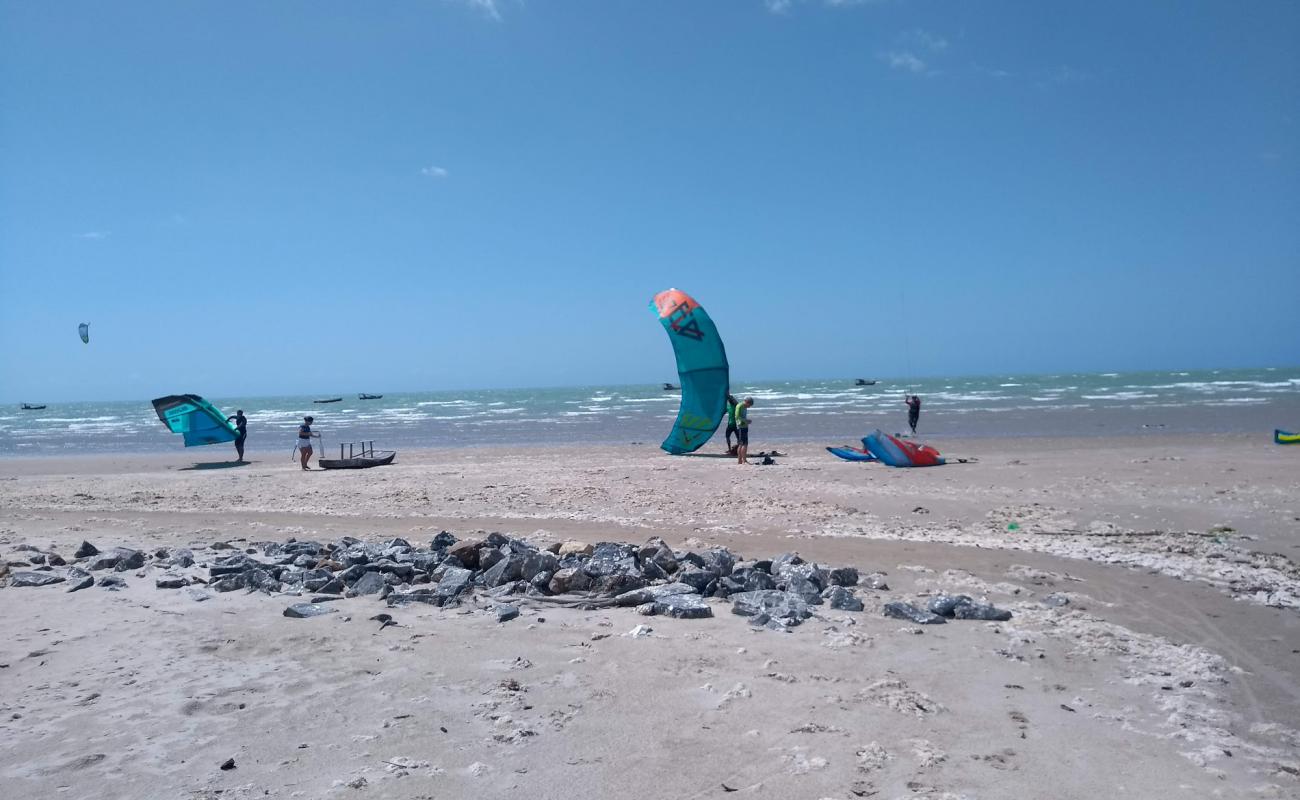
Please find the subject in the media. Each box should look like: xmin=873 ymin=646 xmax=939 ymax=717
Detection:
xmin=179 ymin=461 xmax=252 ymax=471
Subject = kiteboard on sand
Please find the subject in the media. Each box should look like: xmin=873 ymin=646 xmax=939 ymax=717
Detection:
xmin=827 ymin=441 xmax=878 ymax=462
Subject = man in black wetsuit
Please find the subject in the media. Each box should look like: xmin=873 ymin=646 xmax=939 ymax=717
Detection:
xmin=226 ymin=410 xmax=248 ymax=462
xmin=905 ymin=395 xmax=921 ymax=435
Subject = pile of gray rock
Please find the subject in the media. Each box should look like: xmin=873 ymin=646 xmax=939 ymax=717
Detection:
xmin=1 ymin=534 xmax=1012 ymax=630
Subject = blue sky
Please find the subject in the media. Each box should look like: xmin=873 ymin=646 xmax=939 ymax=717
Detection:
xmin=1 ymin=0 xmax=1297 ymax=402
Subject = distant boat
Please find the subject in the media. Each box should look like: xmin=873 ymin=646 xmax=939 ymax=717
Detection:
xmin=855 ymin=379 xmax=877 ymax=386
xmin=20 ymin=403 xmax=46 ymax=410
xmin=313 ymin=397 xmax=343 ymax=404
xmin=358 ymin=393 xmax=383 ymax=400
xmin=662 ymin=383 xmax=680 ymax=391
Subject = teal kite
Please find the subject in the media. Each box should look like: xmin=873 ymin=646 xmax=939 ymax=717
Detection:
xmin=650 ymin=288 xmax=730 ymax=455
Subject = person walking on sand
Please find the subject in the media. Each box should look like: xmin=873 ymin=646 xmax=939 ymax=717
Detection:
xmin=905 ymin=394 xmax=922 ymax=435
xmin=226 ymin=409 xmax=247 ymax=462
xmin=724 ymin=393 xmax=739 ymax=455
xmin=297 ymin=415 xmax=320 ymax=470
xmin=734 ymin=397 xmax=754 ymax=464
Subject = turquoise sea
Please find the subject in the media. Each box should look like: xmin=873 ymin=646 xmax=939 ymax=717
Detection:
xmin=2 ymin=367 xmax=1298 ymax=456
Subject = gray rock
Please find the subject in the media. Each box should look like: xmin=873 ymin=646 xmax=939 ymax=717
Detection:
xmin=520 ymin=551 xmax=558 ymax=581
xmin=46 ymin=553 xmax=67 ymax=567
xmin=862 ymin=573 xmax=890 ymax=591
xmin=446 ymin=539 xmax=483 ymax=569
xmin=318 ymin=578 xmax=345 ymax=595
xmin=482 ymin=555 xmax=524 ymax=588
xmin=783 ymin=576 xmax=824 ymax=605
xmin=283 ymin=603 xmax=337 ymax=618
xmin=155 ymin=575 xmax=189 ymax=589
xmin=777 ymin=561 xmax=828 ymax=591
xmin=66 ymin=574 xmax=95 ymax=592
xmin=386 ymin=588 xmax=443 ymax=606
xmin=74 ymin=541 xmax=99 ymax=558
xmin=583 ymin=542 xmax=639 ymax=578
xmin=612 ymin=582 xmax=698 ymax=607
xmin=477 ymin=546 xmax=505 ymax=573
xmin=351 ymin=571 xmax=388 ymax=595
xmin=112 ymin=549 xmax=146 ymax=571
xmin=882 ymin=601 xmax=945 ymax=624
xmin=699 ymin=549 xmax=736 ymax=577
xmin=953 ymin=602 xmax=1012 ymax=622
xmin=828 ymin=567 xmax=859 ymax=586
xmin=85 ymin=553 xmax=122 ymax=571
xmin=430 ymin=531 xmax=457 ymax=550
xmin=823 ymin=585 xmax=864 ymax=611
xmin=211 ymin=575 xmax=245 ymax=592
xmin=594 ymin=573 xmax=647 ymax=596
xmin=927 ymin=594 xmax=974 ymax=617
xmin=169 ymin=549 xmax=195 ymax=568
xmin=436 ymin=566 xmax=473 ymax=601
xmin=732 ymin=567 xmax=777 ymax=592
xmin=243 ymin=568 xmax=281 ymax=594
xmin=184 ymin=587 xmax=213 ymax=602
xmin=770 ymin=553 xmax=804 ymax=576
xmin=29 ymin=553 xmax=46 ymax=565
xmin=10 ymin=571 xmax=66 ymax=587
xmin=97 ymin=575 xmax=127 ymax=590
xmin=548 ymin=567 xmax=592 ymax=594
xmin=730 ymin=590 xmax=814 ymax=626
xmin=310 ymin=594 xmax=346 ymax=603
xmin=652 ymin=593 xmax=713 ymax=619
xmin=676 ymin=569 xmax=715 ymax=594
xmin=495 ymin=604 xmax=520 ymax=623
xmin=1044 ymin=593 xmax=1070 ymax=607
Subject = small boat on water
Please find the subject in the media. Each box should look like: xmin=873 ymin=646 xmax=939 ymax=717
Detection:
xmin=21 ymin=403 xmax=46 ymax=410
xmin=358 ymin=393 xmax=383 ymax=400
xmin=662 ymin=383 xmax=679 ymax=391
xmin=319 ymin=441 xmax=396 ymax=470
xmin=313 ymin=397 xmax=343 ymax=404
xmin=854 ymin=378 xmax=877 ymax=386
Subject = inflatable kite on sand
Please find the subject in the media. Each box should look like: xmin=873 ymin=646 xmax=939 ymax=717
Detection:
xmin=1277 ymin=429 xmax=1299 ymax=445
xmin=826 ymin=439 xmax=878 ymax=462
xmin=650 ymin=288 xmax=730 ymax=455
xmin=863 ymin=429 xmax=946 ymax=467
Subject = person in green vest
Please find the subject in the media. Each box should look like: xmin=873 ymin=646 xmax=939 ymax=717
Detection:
xmin=724 ymin=394 xmax=739 ymax=455
xmin=734 ymin=397 xmax=754 ymax=464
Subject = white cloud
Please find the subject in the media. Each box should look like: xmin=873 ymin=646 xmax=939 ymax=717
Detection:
xmin=420 ymin=166 xmax=449 ymax=179
xmin=765 ymin=0 xmax=793 ymax=12
xmin=76 ymin=231 xmax=110 ymax=240
xmin=880 ymin=50 xmax=927 ymax=74
xmin=452 ymin=0 xmax=501 ymax=20
xmin=901 ymin=28 xmax=947 ymax=52
xmin=765 ymin=0 xmax=884 ymax=13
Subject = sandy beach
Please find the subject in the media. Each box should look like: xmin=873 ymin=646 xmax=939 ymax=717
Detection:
xmin=2 ymin=434 xmax=1298 ymax=799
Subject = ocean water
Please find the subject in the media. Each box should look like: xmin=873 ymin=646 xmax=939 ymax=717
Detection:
xmin=2 ymin=368 xmax=1298 ymax=456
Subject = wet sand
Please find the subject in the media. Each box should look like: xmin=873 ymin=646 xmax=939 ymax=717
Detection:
xmin=1 ymin=434 xmax=1297 ymax=798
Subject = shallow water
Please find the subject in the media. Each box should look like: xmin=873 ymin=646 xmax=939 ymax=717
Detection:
xmin=3 ymin=367 xmax=1297 ymax=455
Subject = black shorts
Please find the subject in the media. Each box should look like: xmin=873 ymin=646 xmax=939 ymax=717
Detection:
xmin=737 ymin=428 xmax=749 ymax=446
xmin=725 ymin=422 xmax=738 ymax=435
xmin=235 ymin=432 xmax=247 ymax=446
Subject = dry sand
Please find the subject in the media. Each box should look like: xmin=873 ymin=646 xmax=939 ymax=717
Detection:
xmin=1 ymin=434 xmax=1298 ymax=799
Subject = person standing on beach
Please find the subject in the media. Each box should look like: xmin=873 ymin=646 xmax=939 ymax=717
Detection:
xmin=724 ymin=394 xmax=739 ymax=455
xmin=905 ymin=394 xmax=922 ymax=435
xmin=226 ymin=409 xmax=247 ymax=462
xmin=297 ymin=415 xmax=319 ymax=470
xmin=734 ymin=397 xmax=754 ymax=464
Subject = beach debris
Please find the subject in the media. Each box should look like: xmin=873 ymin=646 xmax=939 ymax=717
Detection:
xmin=219 ymin=758 xmax=235 ymax=770
xmin=624 ymin=624 xmax=654 ymax=638
xmin=369 ymin=613 xmax=397 ymax=630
